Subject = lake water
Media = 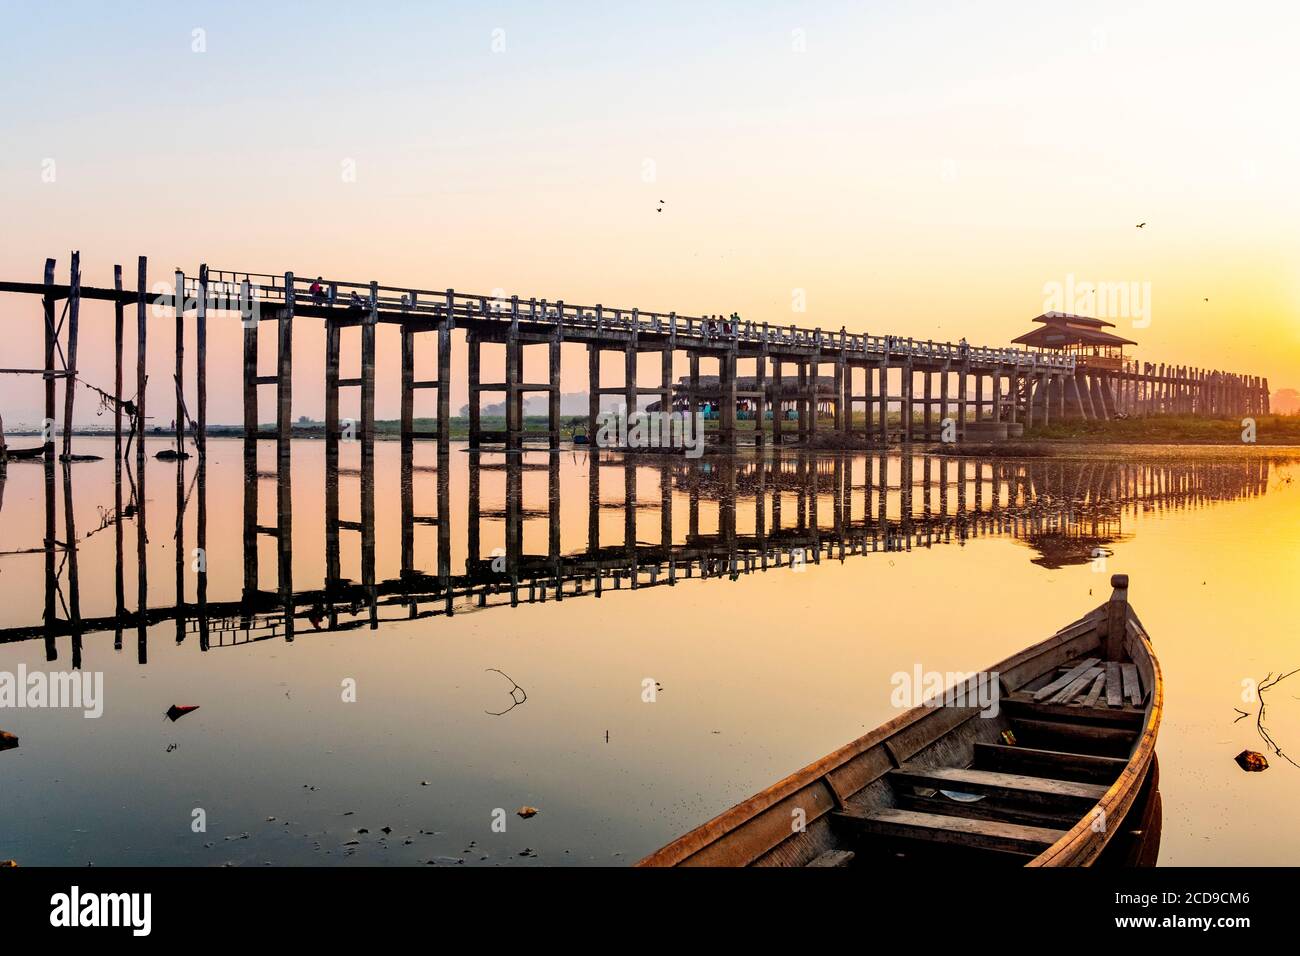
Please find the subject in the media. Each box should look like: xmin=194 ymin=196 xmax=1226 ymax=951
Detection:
xmin=1 ymin=437 xmax=1297 ymax=866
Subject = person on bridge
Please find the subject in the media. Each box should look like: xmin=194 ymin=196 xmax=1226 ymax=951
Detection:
xmin=310 ymin=277 xmax=325 ymax=305
xmin=349 ymin=291 xmax=365 ymax=312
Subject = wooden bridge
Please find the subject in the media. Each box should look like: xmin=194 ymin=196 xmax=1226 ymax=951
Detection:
xmin=0 ymin=253 xmax=1272 ymax=463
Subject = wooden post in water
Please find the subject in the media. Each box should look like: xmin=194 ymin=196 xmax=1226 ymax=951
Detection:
xmin=438 ymin=319 xmax=452 ymax=450
xmin=991 ymin=365 xmax=1002 ymax=424
xmin=136 ymin=257 xmax=148 ymax=459
xmin=196 ymin=264 xmax=207 ymax=457
xmin=173 ymin=269 xmax=184 ymax=456
xmin=61 ymin=252 xmax=80 ymax=461
xmin=956 ymin=359 xmax=968 ymax=439
xmin=113 ymin=265 xmax=124 ymax=460
xmin=549 ymin=330 xmax=562 ymax=448
xmin=41 ymin=258 xmax=56 ymax=459
xmin=469 ymin=333 xmax=482 ymax=449
xmin=277 ymin=274 xmax=295 ymax=641
xmin=242 ymin=277 xmax=257 ymax=444
xmin=772 ymin=357 xmax=783 ymax=445
xmin=720 ymin=350 xmax=737 ymax=448
xmin=586 ymin=342 xmax=599 ymax=447
xmin=903 ymin=358 xmax=914 ymax=442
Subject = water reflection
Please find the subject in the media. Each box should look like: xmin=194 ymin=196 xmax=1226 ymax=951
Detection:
xmin=0 ymin=444 xmax=1272 ymax=664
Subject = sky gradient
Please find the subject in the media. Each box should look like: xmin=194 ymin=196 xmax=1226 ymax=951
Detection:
xmin=2 ymin=0 xmax=1297 ymax=426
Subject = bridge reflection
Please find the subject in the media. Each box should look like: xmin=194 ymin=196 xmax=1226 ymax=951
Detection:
xmin=0 ymin=444 xmax=1274 ymax=663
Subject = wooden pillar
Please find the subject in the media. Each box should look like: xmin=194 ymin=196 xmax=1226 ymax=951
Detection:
xmin=720 ymin=351 xmax=737 ymax=448
xmin=923 ymin=366 xmax=933 ymax=439
xmin=660 ymin=346 xmax=674 ymax=440
xmin=957 ymin=361 xmax=968 ymax=437
xmin=242 ymin=278 xmax=257 ymax=445
xmin=879 ymin=357 xmax=889 ymax=444
xmin=549 ymin=332 xmax=561 ymax=448
xmin=113 ymin=265 xmax=124 ymax=461
xmin=796 ymin=360 xmax=807 ymax=441
xmin=41 ymin=258 xmax=56 ymax=459
xmin=772 ymin=357 xmax=783 ymax=445
xmin=277 ymin=274 xmax=294 ymax=449
xmin=903 ymin=359 xmax=914 ymax=443
xmin=136 ymin=257 xmax=148 ymax=460
xmin=469 ymin=334 xmax=482 ymax=449
xmin=623 ymin=340 xmax=637 ymax=445
xmin=755 ymin=352 xmax=767 ymax=447
xmin=362 ymin=281 xmax=376 ymax=450
xmin=61 ymin=252 xmax=81 ymax=461
xmin=324 ymin=310 xmax=340 ymax=598
xmin=587 ymin=343 xmax=599 ymax=445
xmin=437 ymin=322 xmax=451 ymax=450
xmin=173 ymin=268 xmax=184 ymax=455
xmin=196 ymin=264 xmax=207 ymax=457
xmin=400 ymin=325 xmax=414 ymax=452
xmin=835 ymin=352 xmax=846 ymax=434
xmin=991 ymin=366 xmax=1002 ymax=424
xmin=277 ymin=274 xmax=295 ymax=642
xmin=940 ymin=362 xmax=950 ymax=436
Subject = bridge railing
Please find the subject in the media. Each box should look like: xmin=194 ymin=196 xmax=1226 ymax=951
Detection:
xmin=200 ymin=266 xmax=1075 ymax=371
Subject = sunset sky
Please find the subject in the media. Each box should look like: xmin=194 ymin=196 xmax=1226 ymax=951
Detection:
xmin=2 ymin=0 xmax=1297 ymax=426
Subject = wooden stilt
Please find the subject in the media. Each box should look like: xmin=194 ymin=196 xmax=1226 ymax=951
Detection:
xmin=61 ymin=252 xmax=80 ymax=461
xmin=196 ymin=265 xmax=207 ymax=457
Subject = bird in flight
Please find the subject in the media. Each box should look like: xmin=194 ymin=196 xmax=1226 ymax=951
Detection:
xmin=656 ymin=199 xmax=665 ymax=213
xmin=1135 ymin=222 xmax=1146 ymax=229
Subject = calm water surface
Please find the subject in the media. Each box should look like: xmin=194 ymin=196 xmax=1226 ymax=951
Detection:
xmin=0 ymin=437 xmax=1297 ymax=865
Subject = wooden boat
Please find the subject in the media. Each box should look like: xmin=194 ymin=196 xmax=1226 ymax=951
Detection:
xmin=0 ymin=444 xmax=45 ymax=461
xmin=638 ymin=574 xmax=1161 ymax=868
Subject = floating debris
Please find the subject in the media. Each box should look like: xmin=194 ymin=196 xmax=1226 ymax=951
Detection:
xmin=1 ymin=730 xmax=20 ymax=751
xmin=485 ymin=668 xmax=527 ymax=716
xmin=516 ymin=806 xmax=540 ymax=819
xmin=164 ymin=704 xmax=199 ymax=722
xmin=1235 ymin=750 xmax=1269 ymax=772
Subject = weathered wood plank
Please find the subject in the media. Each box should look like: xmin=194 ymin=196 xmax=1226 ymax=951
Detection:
xmin=835 ymin=807 xmax=1065 ymax=855
xmin=1033 ymin=657 xmax=1100 ymax=701
xmin=1049 ymin=666 xmax=1103 ymax=705
xmin=889 ymin=766 xmax=1107 ymax=810
xmin=973 ymin=742 xmax=1126 ymax=785
xmin=1002 ymin=696 xmax=1144 ymax=727
xmin=1106 ymin=661 xmax=1123 ymax=707
xmin=1121 ymin=663 xmax=1141 ymax=706
xmin=1082 ymin=671 xmax=1107 ymax=709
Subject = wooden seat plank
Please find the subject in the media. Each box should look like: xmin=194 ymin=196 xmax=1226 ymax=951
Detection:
xmin=1033 ymin=658 xmax=1101 ymax=701
xmin=1105 ymin=661 xmax=1123 ymax=707
xmin=973 ymin=742 xmax=1126 ymax=784
xmin=1007 ymin=717 xmax=1137 ymax=757
xmin=1121 ymin=663 xmax=1141 ymax=706
xmin=888 ymin=766 xmax=1107 ymax=811
xmin=1082 ymin=672 xmax=1107 ymax=708
xmin=896 ymin=793 xmax=1081 ymax=831
xmin=835 ymin=807 xmax=1065 ymax=855
xmin=1002 ymin=696 xmax=1144 ymax=727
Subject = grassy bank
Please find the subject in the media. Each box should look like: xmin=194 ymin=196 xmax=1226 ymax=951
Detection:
xmin=1022 ymin=414 xmax=1300 ymax=445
